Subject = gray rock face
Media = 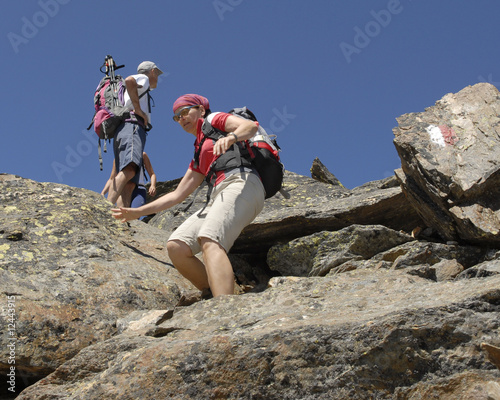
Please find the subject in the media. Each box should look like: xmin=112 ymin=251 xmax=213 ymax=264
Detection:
xmin=149 ymin=171 xmax=424 ymax=254
xmin=4 ymin=83 xmax=500 ymax=399
xmin=310 ymin=157 xmax=344 ymax=186
xmin=393 ymin=82 xmax=500 ymax=245
xmin=267 ymin=225 xmax=415 ymax=276
xmin=15 ymin=270 xmax=500 ymax=400
xmin=0 ymin=175 xmax=195 ymax=392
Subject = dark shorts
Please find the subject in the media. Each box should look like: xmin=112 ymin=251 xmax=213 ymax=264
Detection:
xmin=113 ymin=122 xmax=147 ymax=184
xmin=131 ymin=186 xmax=147 ymax=209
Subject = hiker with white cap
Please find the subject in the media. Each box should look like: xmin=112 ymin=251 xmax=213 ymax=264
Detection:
xmin=106 ymin=61 xmax=163 ymax=207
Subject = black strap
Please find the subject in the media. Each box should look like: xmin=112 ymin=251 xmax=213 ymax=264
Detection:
xmin=147 ymin=91 xmax=154 ymax=114
xmin=139 ymin=87 xmax=150 ymax=101
xmin=130 ymin=87 xmax=152 ymax=130
xmin=193 ymin=136 xmax=208 ymax=169
xmin=183 ymin=119 xmax=253 ymax=213
xmin=98 ymin=138 xmax=103 ymax=171
xmin=87 ymin=113 xmax=96 ymax=131
xmin=97 ymin=137 xmax=112 ymax=171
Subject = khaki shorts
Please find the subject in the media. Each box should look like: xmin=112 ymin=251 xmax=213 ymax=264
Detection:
xmin=168 ymin=172 xmax=265 ymax=254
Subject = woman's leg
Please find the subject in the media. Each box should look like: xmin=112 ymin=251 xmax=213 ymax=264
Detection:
xmin=199 ymin=237 xmax=234 ymax=297
xmin=167 ymin=239 xmax=210 ymax=291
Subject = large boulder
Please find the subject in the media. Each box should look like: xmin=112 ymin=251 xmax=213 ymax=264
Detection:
xmin=393 ymin=82 xmax=500 ymax=245
xmin=16 ymin=268 xmax=500 ymax=399
xmin=149 ymin=170 xmax=424 ymax=254
xmin=2 ymin=164 xmax=500 ymax=399
xmin=267 ymin=224 xmax=415 ymax=276
xmin=267 ymin=224 xmax=489 ymax=278
xmin=0 ymin=174 xmax=194 ymax=390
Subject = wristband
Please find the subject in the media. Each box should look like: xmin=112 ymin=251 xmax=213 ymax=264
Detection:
xmin=230 ymin=132 xmax=238 ymax=142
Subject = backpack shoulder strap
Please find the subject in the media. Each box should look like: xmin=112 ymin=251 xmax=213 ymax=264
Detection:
xmin=185 ymin=114 xmax=256 ymax=213
xmin=183 ymin=119 xmax=222 ymax=213
xmin=193 ymin=119 xmax=225 ymax=168
xmin=201 ymin=119 xmax=225 ymax=140
xmin=138 ymin=84 xmax=150 ymax=100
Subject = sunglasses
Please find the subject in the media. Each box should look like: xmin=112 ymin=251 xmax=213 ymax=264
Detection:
xmin=173 ymin=105 xmax=199 ymax=122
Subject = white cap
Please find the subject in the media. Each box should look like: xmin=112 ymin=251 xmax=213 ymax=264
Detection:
xmin=137 ymin=61 xmax=163 ymax=75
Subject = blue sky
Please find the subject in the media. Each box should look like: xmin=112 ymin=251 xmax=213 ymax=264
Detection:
xmin=2 ymin=1 xmax=499 ymax=194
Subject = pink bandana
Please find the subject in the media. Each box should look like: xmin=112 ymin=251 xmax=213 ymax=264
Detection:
xmin=173 ymin=94 xmax=210 ymax=113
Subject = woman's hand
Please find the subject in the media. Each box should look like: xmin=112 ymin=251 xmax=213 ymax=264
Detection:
xmin=213 ymin=134 xmax=237 ymax=156
xmin=111 ymin=207 xmax=141 ymax=223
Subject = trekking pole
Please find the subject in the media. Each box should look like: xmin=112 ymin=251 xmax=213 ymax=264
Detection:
xmin=104 ymin=54 xmax=124 ymax=77
xmin=107 ymin=55 xmax=115 ymax=80
xmin=106 ymin=56 xmax=119 ymax=108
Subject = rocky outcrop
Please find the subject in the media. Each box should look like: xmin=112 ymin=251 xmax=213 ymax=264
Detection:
xmin=268 ymin=224 xmax=415 ymax=276
xmin=15 ymin=269 xmax=500 ymax=399
xmin=0 ymin=175 xmax=196 ymax=393
xmin=393 ymin=82 xmax=500 ymax=245
xmin=3 ymin=82 xmax=500 ymax=399
xmin=266 ymin=224 xmax=487 ymax=277
xmin=149 ymin=171 xmax=424 ymax=254
xmin=310 ymin=157 xmax=344 ymax=186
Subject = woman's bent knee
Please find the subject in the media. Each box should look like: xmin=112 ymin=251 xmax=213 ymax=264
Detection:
xmin=167 ymin=239 xmax=192 ymax=260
